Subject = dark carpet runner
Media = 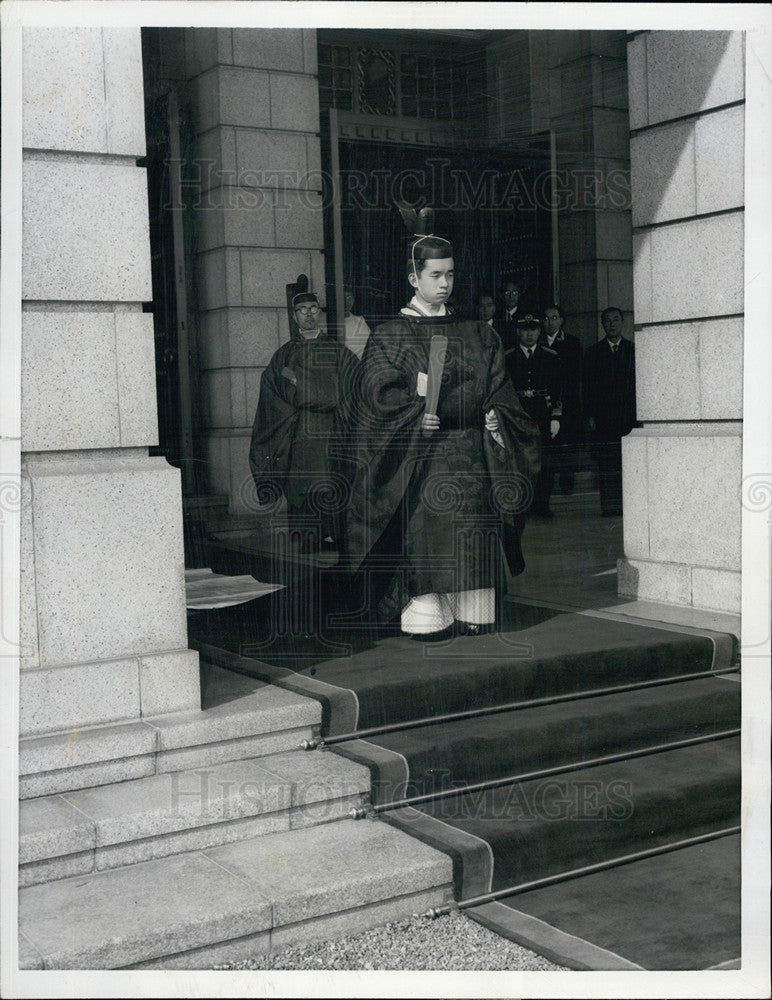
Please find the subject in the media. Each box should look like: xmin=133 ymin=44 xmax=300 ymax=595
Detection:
xmin=482 ymin=833 xmax=741 ymax=971
xmin=190 ymin=592 xmax=740 ymax=970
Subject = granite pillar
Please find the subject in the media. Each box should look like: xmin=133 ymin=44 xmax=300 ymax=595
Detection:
xmin=19 ymin=27 xmax=200 ymax=747
xmin=183 ymin=28 xmax=324 ymax=512
xmin=619 ymin=31 xmax=745 ymax=612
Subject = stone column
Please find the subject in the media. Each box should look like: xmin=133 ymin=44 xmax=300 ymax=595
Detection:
xmin=184 ymin=28 xmax=323 ymax=512
xmin=619 ymin=31 xmax=744 ymax=613
xmin=20 ymin=29 xmax=200 ymax=748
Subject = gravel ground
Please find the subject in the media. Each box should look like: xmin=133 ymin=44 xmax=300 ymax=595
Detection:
xmin=215 ymin=912 xmax=568 ymax=971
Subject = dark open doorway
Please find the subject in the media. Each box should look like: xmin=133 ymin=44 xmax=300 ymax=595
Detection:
xmin=323 ymin=138 xmax=554 ymax=328
xmin=142 ymin=28 xmax=203 ymax=499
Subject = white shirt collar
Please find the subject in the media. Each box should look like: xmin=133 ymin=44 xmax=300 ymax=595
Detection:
xmin=401 ymin=296 xmax=447 ymax=318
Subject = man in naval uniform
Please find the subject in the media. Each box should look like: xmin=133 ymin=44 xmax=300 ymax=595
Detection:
xmin=249 ymin=291 xmax=360 ymax=553
xmin=539 ymin=303 xmax=584 ymax=496
xmin=345 ymin=208 xmax=540 ymax=639
xmin=505 ymin=314 xmax=563 ymax=517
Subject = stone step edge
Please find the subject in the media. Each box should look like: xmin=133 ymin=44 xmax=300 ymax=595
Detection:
xmin=124 ymin=884 xmax=451 ymax=970
xmin=19 ymin=682 xmax=322 ymax=777
xmin=19 ymin=723 xmax=317 ymax=802
xmin=20 ymin=751 xmax=371 ymax=869
xmin=20 ymin=791 xmax=367 ymax=889
xmin=19 ymin=820 xmax=454 ymax=970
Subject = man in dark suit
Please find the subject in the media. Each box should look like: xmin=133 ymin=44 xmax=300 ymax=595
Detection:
xmin=505 ymin=314 xmax=563 ymax=517
xmin=540 ymin=304 xmax=584 ymax=495
xmin=583 ymin=307 xmax=637 ymax=516
xmin=494 ymin=280 xmax=523 ymax=353
xmin=479 ymin=293 xmax=497 ymax=330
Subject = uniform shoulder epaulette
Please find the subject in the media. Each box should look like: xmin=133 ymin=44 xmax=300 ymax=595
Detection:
xmin=540 ymin=345 xmax=558 ymax=355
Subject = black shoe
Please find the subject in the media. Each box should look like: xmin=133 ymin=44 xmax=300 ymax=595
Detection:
xmin=455 ymin=621 xmax=496 ymax=636
xmin=408 ymin=625 xmax=455 ymax=642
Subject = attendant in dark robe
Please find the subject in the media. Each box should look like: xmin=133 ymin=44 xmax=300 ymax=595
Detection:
xmin=583 ymin=306 xmax=638 ymax=516
xmin=539 ymin=304 xmax=584 ymax=495
xmin=505 ymin=315 xmax=564 ymax=517
xmin=346 ymin=214 xmax=540 ymax=639
xmin=249 ymin=292 xmax=359 ymax=552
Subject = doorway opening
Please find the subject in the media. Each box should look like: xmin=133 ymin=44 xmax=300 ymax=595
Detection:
xmin=322 ymin=136 xmax=554 ymax=329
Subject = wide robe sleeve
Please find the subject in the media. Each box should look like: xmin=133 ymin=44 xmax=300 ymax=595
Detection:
xmin=345 ymin=320 xmax=427 ymax=570
xmin=248 ymin=348 xmax=298 ymax=506
xmin=321 ymin=342 xmax=362 ymax=501
xmin=481 ymin=327 xmax=542 ymax=575
xmin=334 ymin=342 xmax=363 ymax=434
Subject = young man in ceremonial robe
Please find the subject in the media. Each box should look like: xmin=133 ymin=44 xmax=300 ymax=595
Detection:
xmin=345 ymin=208 xmax=540 ymax=639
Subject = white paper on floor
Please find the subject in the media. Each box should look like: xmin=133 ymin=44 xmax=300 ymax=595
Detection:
xmin=185 ymin=567 xmax=284 ymax=609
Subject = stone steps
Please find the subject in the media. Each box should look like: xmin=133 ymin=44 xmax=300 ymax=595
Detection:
xmin=18 ymin=663 xmax=455 ymax=969
xmin=19 ymin=666 xmax=350 ymax=886
xmin=19 ymin=666 xmax=319 ymax=798
xmin=19 ymin=748 xmax=370 ymax=888
xmin=19 ymin=819 xmax=453 ymax=970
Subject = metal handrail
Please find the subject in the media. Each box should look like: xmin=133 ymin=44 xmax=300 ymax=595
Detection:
xmin=301 ymin=665 xmax=739 ymax=750
xmin=423 ymin=826 xmax=741 ymax=917
xmin=349 ymin=727 xmax=740 ymax=818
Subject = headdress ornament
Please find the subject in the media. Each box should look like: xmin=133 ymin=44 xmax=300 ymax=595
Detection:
xmin=395 ymin=201 xmax=453 ymax=272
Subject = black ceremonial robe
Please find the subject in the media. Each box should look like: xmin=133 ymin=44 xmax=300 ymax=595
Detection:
xmin=345 ymin=312 xmax=540 ymax=623
xmin=249 ymin=333 xmax=359 ymax=530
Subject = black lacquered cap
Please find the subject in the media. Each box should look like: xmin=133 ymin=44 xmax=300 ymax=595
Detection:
xmin=396 ymin=201 xmax=453 ymax=264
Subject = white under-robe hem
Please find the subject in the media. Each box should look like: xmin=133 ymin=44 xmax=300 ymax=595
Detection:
xmin=401 ymin=588 xmax=495 ymax=634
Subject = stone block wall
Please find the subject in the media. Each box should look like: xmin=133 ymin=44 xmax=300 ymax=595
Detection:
xmin=19 ymin=28 xmax=199 ymax=742
xmin=183 ymin=28 xmax=324 ymax=512
xmin=619 ymin=31 xmax=744 ymax=612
